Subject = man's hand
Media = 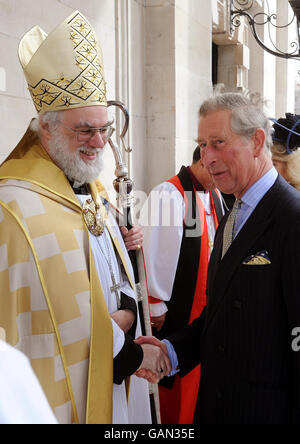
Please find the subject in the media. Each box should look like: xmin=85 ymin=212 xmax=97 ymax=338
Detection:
xmin=151 ymin=314 xmax=166 ymax=332
xmin=111 ymin=310 xmax=135 ymax=334
xmin=120 ymin=226 xmax=143 ymax=251
xmin=134 ymin=336 xmax=171 ymax=383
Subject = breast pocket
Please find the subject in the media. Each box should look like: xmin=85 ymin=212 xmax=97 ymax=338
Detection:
xmin=238 ymin=260 xmax=274 ymax=290
xmin=232 ymin=259 xmax=278 ymax=311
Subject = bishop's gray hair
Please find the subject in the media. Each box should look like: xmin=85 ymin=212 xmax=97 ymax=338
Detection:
xmin=199 ymin=89 xmax=273 ymax=153
xmin=30 ymin=111 xmax=63 ymax=134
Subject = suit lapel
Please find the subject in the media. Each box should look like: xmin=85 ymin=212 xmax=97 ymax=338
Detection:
xmin=211 ymin=189 xmax=224 ymax=223
xmin=204 ymin=176 xmax=283 ymax=333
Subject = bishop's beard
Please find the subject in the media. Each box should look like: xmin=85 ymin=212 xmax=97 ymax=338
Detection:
xmin=48 ymin=130 xmax=104 ymax=187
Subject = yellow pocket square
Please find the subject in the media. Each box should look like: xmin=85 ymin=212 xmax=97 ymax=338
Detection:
xmin=243 ymin=251 xmax=271 ymax=266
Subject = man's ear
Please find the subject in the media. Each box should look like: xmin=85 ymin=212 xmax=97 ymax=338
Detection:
xmin=39 ymin=120 xmax=52 ymax=143
xmin=252 ymin=128 xmax=266 ymax=158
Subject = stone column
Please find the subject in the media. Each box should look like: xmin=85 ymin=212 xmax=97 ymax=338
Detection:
xmin=275 ymin=0 xmax=299 ymax=117
xmin=247 ymin=0 xmax=276 ymax=116
xmin=144 ymin=0 xmax=213 ymax=193
xmin=145 ymin=0 xmax=176 ymax=192
xmin=174 ymin=0 xmax=213 ymax=172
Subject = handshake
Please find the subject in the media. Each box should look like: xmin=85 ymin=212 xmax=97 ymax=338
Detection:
xmin=134 ymin=336 xmax=172 ymax=384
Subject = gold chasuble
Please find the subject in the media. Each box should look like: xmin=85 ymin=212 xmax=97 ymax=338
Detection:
xmin=0 ymin=127 xmax=131 ymax=424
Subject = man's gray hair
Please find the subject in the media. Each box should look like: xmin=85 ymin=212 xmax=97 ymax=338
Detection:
xmin=30 ymin=111 xmax=63 ymax=134
xmin=199 ymin=91 xmax=273 ymax=152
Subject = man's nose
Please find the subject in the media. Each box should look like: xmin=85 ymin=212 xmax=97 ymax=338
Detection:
xmin=88 ymin=131 xmax=106 ymax=148
xmin=201 ymin=144 xmax=216 ymax=167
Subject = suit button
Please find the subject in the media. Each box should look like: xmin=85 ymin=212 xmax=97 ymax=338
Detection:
xmin=233 ymin=300 xmax=242 ymax=309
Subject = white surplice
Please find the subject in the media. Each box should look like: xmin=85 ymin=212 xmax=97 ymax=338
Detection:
xmin=0 ymin=342 xmax=58 ymax=424
xmin=77 ymin=194 xmax=151 ymax=424
xmin=139 ymin=181 xmax=221 ymax=317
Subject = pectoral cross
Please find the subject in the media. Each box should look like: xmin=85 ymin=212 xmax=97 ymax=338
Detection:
xmin=111 ymin=277 xmax=121 ymax=309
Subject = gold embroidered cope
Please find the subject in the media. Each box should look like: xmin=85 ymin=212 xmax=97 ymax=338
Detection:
xmin=0 ymin=128 xmax=134 ymax=424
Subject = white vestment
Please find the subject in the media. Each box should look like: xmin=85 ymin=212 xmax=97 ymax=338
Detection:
xmin=139 ymin=182 xmax=222 ymax=317
xmin=0 ymin=342 xmax=58 ymax=424
xmin=77 ymin=194 xmax=151 ymax=424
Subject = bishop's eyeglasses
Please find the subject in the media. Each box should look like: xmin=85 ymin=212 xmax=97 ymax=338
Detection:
xmin=56 ymin=121 xmax=115 ymax=143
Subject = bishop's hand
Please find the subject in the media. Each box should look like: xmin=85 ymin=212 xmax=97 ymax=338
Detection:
xmin=134 ymin=336 xmax=171 ymax=383
xmin=120 ymin=225 xmax=143 ymax=251
xmin=111 ymin=309 xmax=135 ymax=334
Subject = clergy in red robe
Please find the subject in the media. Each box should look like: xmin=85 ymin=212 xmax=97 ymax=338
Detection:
xmin=140 ymin=146 xmax=225 ymax=424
